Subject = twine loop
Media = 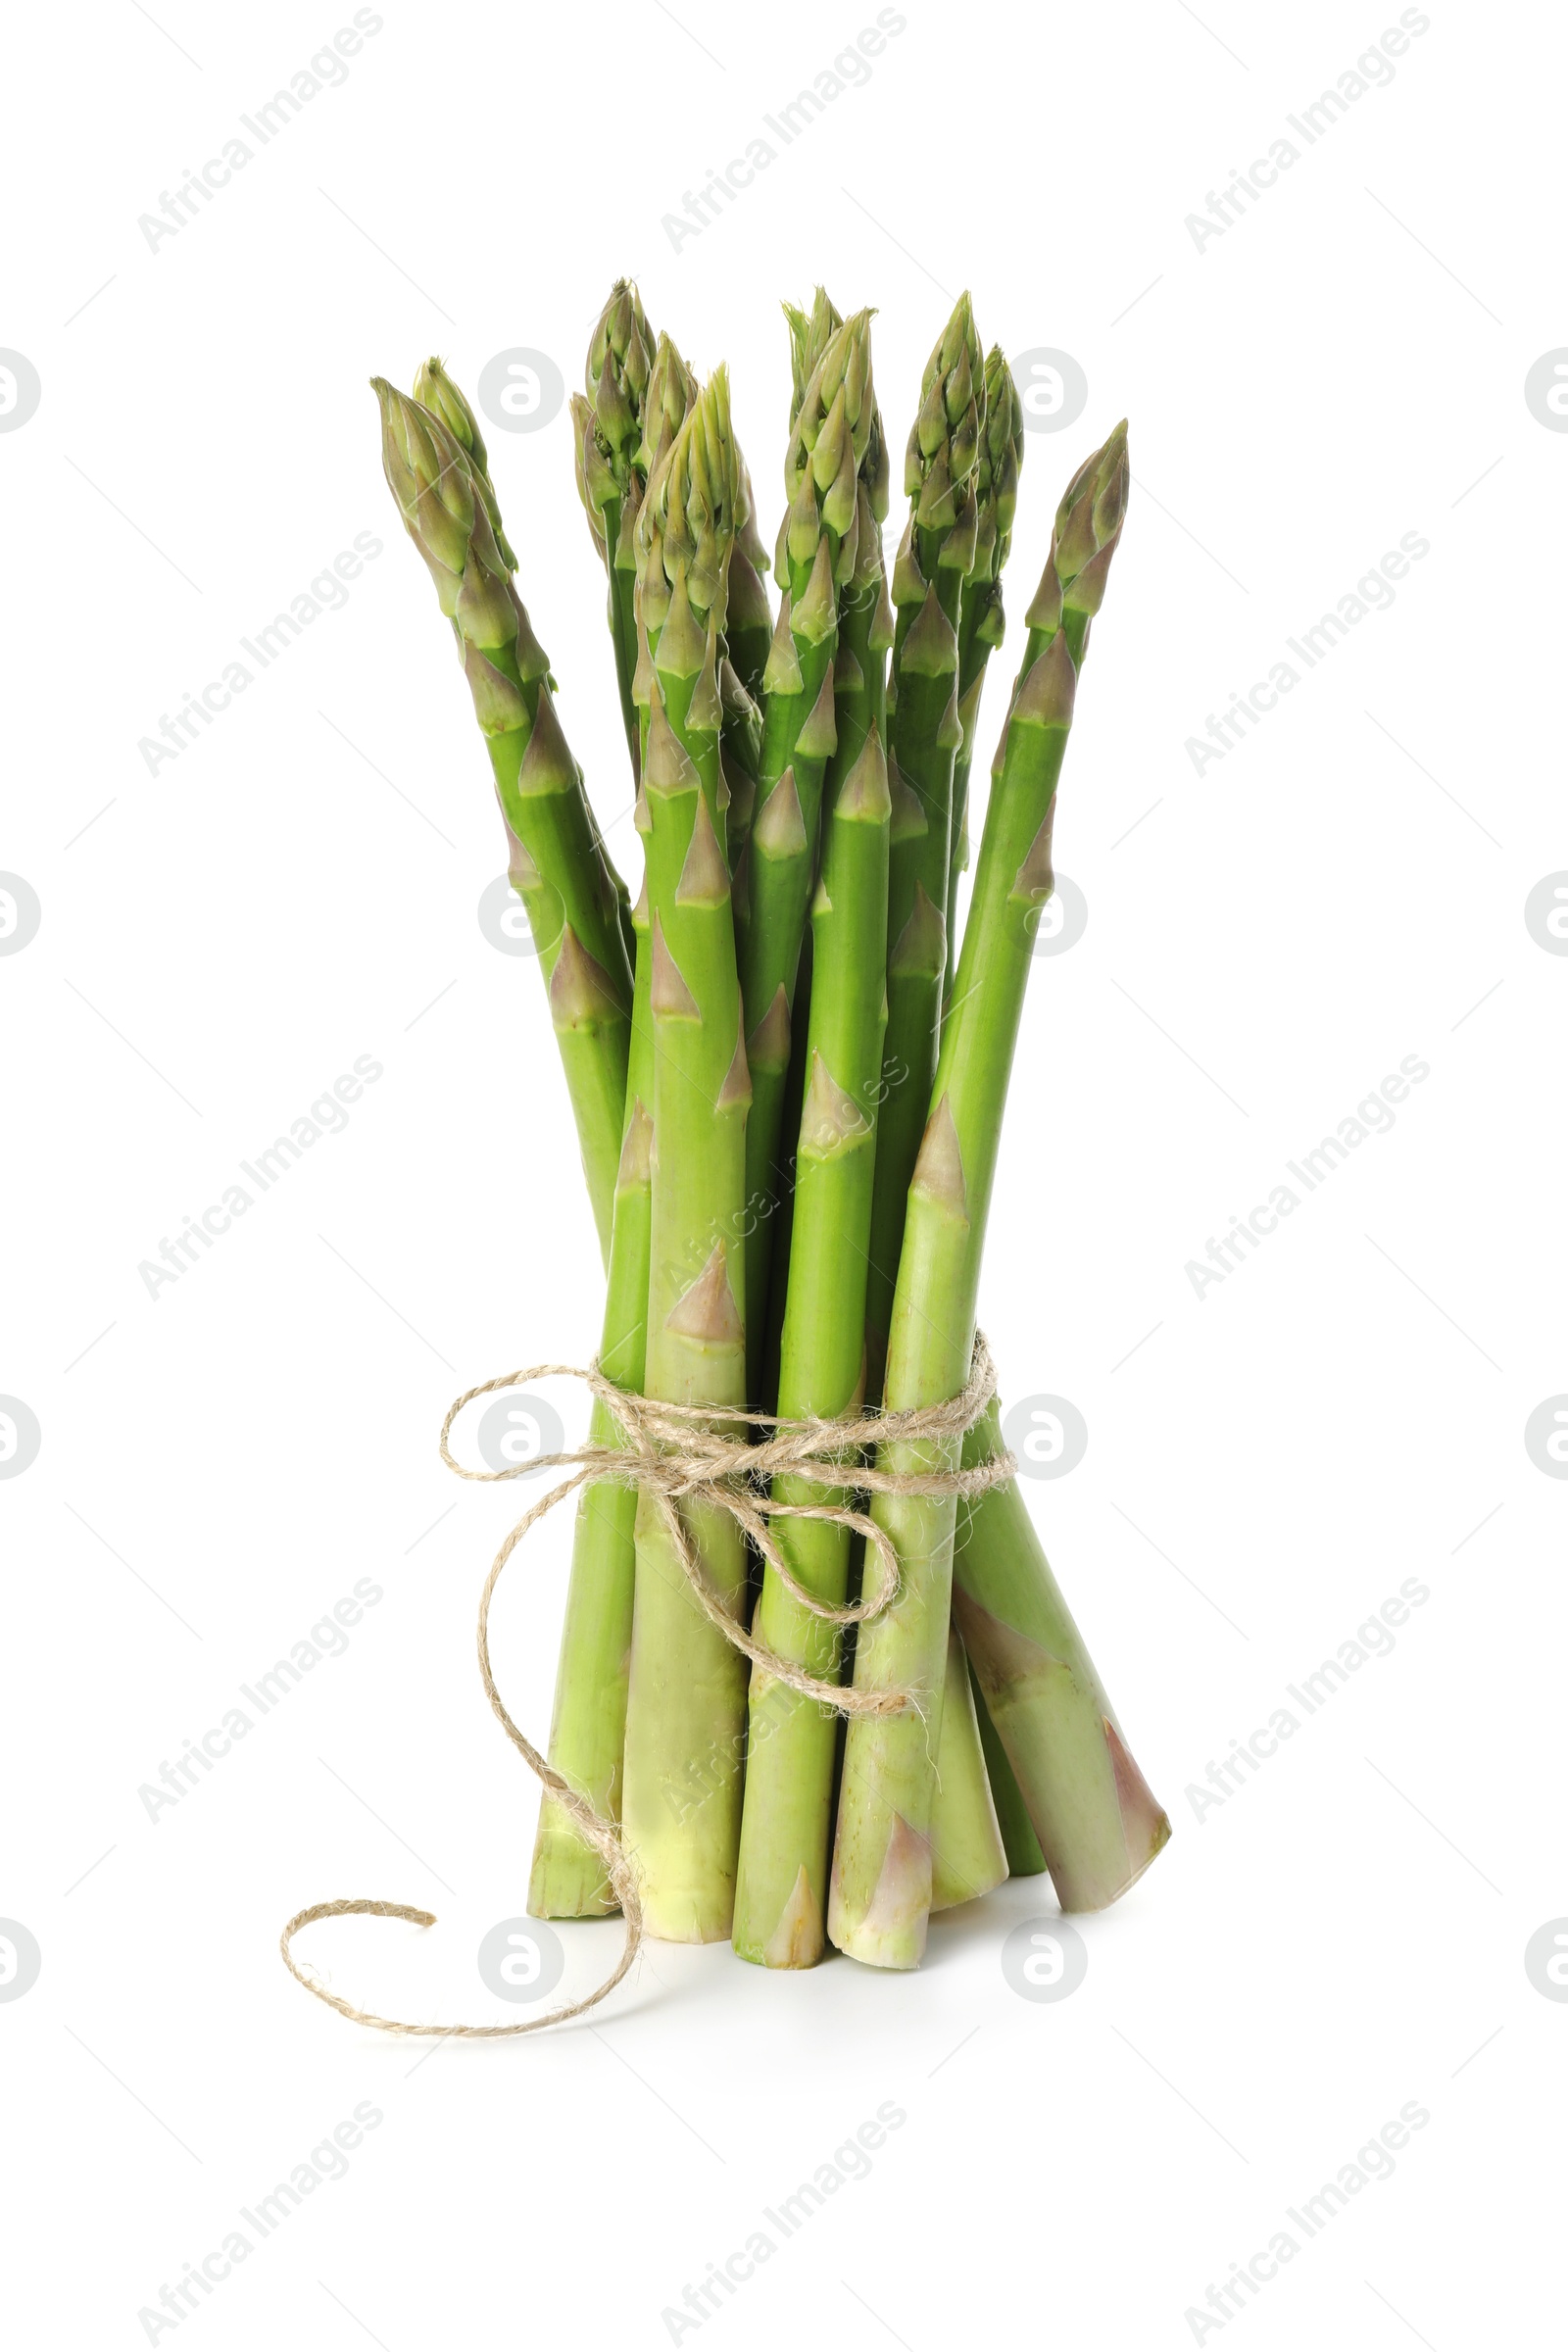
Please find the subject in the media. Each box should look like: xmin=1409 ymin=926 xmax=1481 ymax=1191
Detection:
xmin=281 ymin=1333 xmax=1012 ymax=2038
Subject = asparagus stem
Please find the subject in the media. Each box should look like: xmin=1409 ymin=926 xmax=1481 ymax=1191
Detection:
xmin=374 ymin=377 xmax=633 ymax=1260
xmin=955 ymin=1400 xmax=1170 ymax=1906
xmin=527 ymin=889 xmax=654 ymax=1915
xmin=530 ymin=318 xmax=715 ymax=1916
xmin=760 ymin=398 xmax=897 ymax=1409
xmin=531 ymin=353 xmax=769 ymax=1927
xmin=863 ymin=294 xmax=986 ymax=1400
xmin=946 ymin=347 xmax=1024 ymax=958
xmin=731 ymin=718 xmax=892 ymax=1965
xmin=945 ymin=418 xmax=1168 ymax=1908
xmin=928 ymin=1627 xmax=1007 ymax=1910
xmin=829 ymin=425 xmax=1127 ymax=1970
xmin=968 ymin=1653 xmax=1047 ymax=1875
xmin=730 ymin=373 xmax=896 ymax=1964
xmin=739 ymin=293 xmax=846 ymax=1341
xmin=739 ymin=309 xmax=888 ymax=1404
xmin=618 ymin=377 xmax=753 ymax=1941
xmin=756 ymin=921 xmax=810 ymax=1420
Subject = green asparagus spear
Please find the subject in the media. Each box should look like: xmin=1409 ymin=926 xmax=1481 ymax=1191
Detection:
xmin=418 ymin=346 xmax=636 ymax=972
xmin=945 ymin=416 xmax=1168 ymax=1909
xmin=527 ymin=880 xmax=654 ymax=1915
xmin=405 ymin=355 xmax=639 ymax=1004
xmin=571 ymin=282 xmax=657 ymax=777
xmin=906 ymin=363 xmax=1026 ymax=1919
xmin=863 ymin=293 xmax=987 ymax=1400
xmin=374 ymin=377 xmax=633 ymax=1262
xmin=739 ymin=309 xmax=884 ymax=1404
xmin=528 ymin=325 xmax=714 ymax=1915
xmin=946 ymin=346 xmax=1024 ymax=956
xmin=829 ymin=429 xmax=1122 ymax=1970
xmin=531 ymin=350 xmax=770 ymax=1921
xmin=618 ymin=375 xmax=754 ymax=1940
xmin=730 ymin=712 xmax=893 ymax=1964
xmin=728 ymin=329 xmax=896 ymax=1960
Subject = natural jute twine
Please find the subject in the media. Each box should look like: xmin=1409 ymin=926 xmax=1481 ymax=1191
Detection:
xmin=280 ymin=1332 xmax=1013 ymax=2038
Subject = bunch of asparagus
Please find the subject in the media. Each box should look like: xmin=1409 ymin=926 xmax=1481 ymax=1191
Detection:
xmin=373 ymin=282 xmax=1169 ymax=1972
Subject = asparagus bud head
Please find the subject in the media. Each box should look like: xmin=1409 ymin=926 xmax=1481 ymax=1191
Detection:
xmin=905 ymin=292 xmax=987 ymax=571
xmin=372 ymin=376 xmax=473 ymax=597
xmin=411 ymin=356 xmax=517 ymax=570
xmin=1054 ymin=419 xmax=1130 ymax=607
xmin=637 ymin=330 xmax=700 ymax=482
xmin=637 ymin=367 xmax=743 ymax=642
xmin=783 ymin=286 xmax=845 ymax=424
xmin=413 ymin=355 xmax=485 ymax=469
xmin=585 ymin=278 xmax=655 ymax=487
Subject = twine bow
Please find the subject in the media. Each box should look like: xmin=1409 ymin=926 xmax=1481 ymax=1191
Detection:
xmin=280 ymin=1333 xmax=1013 ymax=2038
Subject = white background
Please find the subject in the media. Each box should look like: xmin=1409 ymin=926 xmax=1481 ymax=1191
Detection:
xmin=4 ymin=1 xmax=1562 ymax=2344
